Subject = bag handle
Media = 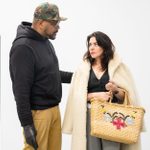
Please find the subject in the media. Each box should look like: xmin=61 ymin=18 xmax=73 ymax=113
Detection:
xmin=108 ymin=90 xmax=129 ymax=105
xmin=90 ymin=90 xmax=130 ymax=105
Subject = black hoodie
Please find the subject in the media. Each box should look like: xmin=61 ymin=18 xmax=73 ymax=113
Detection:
xmin=9 ymin=22 xmax=72 ymax=126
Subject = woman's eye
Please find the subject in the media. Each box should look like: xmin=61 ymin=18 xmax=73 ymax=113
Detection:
xmin=94 ymin=43 xmax=98 ymax=46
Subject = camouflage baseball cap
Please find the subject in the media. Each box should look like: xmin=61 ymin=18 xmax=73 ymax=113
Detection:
xmin=34 ymin=2 xmax=67 ymax=21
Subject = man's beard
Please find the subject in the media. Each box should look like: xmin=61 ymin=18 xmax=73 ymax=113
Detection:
xmin=44 ymin=28 xmax=57 ymax=40
xmin=47 ymin=32 xmax=57 ymax=40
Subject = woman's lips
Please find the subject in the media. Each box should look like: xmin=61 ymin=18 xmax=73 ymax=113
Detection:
xmin=90 ymin=52 xmax=95 ymax=55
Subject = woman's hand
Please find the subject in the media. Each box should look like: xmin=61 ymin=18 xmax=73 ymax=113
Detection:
xmin=87 ymin=92 xmax=112 ymax=102
xmin=105 ymin=80 xmax=125 ymax=102
xmin=105 ymin=80 xmax=119 ymax=94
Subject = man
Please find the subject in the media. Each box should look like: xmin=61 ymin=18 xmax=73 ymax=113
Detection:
xmin=9 ymin=2 xmax=72 ymax=150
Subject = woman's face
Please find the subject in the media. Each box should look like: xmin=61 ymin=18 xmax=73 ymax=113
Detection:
xmin=88 ymin=36 xmax=104 ymax=59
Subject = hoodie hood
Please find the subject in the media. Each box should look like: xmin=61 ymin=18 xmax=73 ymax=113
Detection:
xmin=13 ymin=21 xmax=47 ymax=43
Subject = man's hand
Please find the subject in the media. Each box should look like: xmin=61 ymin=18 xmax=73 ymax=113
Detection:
xmin=23 ymin=124 xmax=38 ymax=150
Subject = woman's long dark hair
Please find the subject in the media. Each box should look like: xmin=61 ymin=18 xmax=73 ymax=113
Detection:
xmin=83 ymin=31 xmax=115 ymax=70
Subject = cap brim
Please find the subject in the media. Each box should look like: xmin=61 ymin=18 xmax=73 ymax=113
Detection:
xmin=60 ymin=16 xmax=67 ymax=21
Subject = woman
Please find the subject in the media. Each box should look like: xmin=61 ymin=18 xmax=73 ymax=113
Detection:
xmin=62 ymin=31 xmax=142 ymax=150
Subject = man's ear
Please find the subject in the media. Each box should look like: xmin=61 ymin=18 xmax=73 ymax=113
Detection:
xmin=38 ymin=20 xmax=45 ymax=29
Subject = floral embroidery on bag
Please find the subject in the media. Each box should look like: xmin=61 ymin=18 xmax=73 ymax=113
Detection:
xmin=100 ymin=105 xmax=137 ymax=130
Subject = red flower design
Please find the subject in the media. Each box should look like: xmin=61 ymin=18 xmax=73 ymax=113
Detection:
xmin=112 ymin=118 xmax=126 ymax=129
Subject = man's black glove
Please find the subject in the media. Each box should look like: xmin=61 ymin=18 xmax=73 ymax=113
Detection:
xmin=23 ymin=124 xmax=38 ymax=150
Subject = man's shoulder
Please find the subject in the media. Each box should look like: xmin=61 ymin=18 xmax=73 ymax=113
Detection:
xmin=10 ymin=40 xmax=34 ymax=58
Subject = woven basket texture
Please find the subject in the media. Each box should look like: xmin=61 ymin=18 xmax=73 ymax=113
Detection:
xmin=90 ymin=100 xmax=145 ymax=144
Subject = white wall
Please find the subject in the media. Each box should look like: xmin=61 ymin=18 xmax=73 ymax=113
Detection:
xmin=1 ymin=0 xmax=150 ymax=149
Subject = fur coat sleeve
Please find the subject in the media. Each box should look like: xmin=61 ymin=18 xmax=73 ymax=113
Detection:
xmin=62 ymin=71 xmax=76 ymax=134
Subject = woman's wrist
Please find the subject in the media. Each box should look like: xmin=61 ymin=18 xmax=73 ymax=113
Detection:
xmin=113 ymin=89 xmax=119 ymax=95
xmin=113 ymin=88 xmax=125 ymax=103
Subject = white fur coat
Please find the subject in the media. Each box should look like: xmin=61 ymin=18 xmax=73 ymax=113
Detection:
xmin=62 ymin=53 xmax=143 ymax=150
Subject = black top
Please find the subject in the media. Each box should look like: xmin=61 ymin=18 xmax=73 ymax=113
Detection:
xmin=9 ymin=22 xmax=73 ymax=126
xmin=88 ymin=68 xmax=118 ymax=103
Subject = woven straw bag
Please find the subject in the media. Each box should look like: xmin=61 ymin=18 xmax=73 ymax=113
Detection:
xmin=90 ymin=98 xmax=145 ymax=144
